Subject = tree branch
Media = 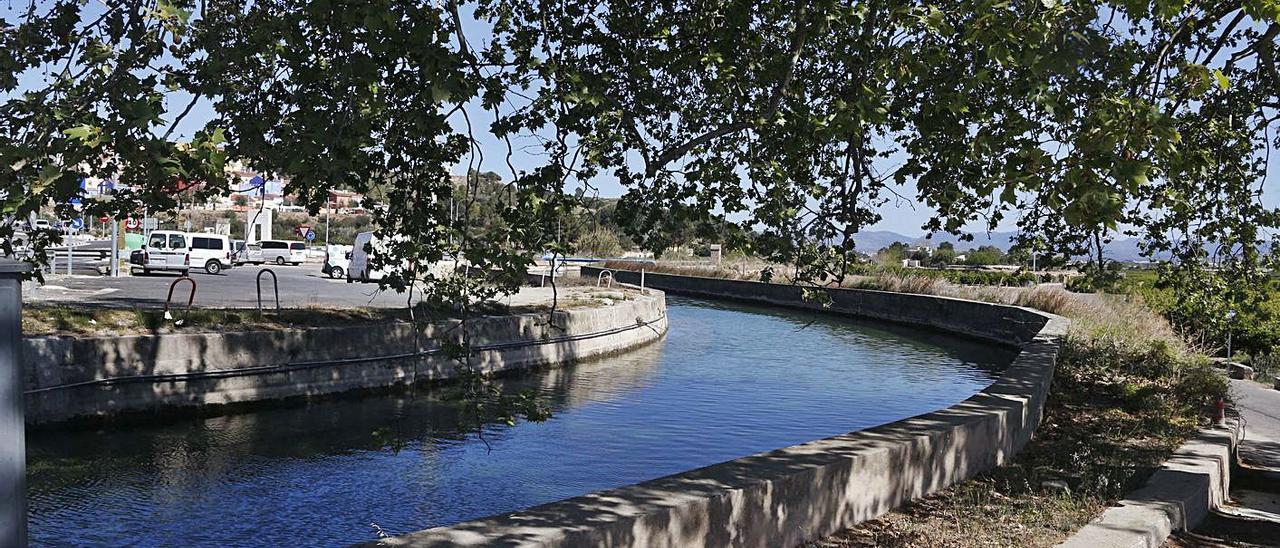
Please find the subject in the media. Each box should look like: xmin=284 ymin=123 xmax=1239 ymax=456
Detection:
xmin=644 ymin=6 xmax=813 ymax=177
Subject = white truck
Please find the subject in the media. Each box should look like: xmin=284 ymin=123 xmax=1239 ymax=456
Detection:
xmin=347 ymin=232 xmax=456 ymax=282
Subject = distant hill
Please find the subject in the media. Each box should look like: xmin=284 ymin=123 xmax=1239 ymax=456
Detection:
xmin=852 ymin=229 xmax=1151 ymax=261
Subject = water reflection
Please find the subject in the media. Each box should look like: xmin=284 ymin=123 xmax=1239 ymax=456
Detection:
xmin=27 ymin=296 xmax=1015 ymax=547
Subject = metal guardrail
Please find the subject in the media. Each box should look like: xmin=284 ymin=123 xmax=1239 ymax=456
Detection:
xmin=256 ymin=269 xmax=280 ymax=316
xmin=45 ymin=248 xmax=112 ymax=259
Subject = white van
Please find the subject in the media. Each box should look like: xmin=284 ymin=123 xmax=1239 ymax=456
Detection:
xmin=348 ymin=232 xmax=389 ymax=282
xmin=258 ymin=239 xmax=307 ymax=266
xmin=135 ymin=230 xmax=191 ymax=275
xmin=322 ymin=244 xmax=352 ymax=279
xmin=348 ymin=231 xmax=457 ymax=283
xmin=188 ymin=233 xmax=234 ymax=274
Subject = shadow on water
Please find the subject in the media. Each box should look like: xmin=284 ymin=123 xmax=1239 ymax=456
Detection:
xmin=26 ymin=295 xmax=1017 ymax=547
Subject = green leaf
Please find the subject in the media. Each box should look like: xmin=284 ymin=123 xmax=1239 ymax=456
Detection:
xmin=1212 ymin=68 xmax=1230 ymax=90
xmin=61 ymin=124 xmax=102 ymax=146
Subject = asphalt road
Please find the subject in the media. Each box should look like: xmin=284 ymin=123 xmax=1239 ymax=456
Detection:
xmin=1233 ymin=378 xmax=1280 ymax=468
xmin=26 ymin=262 xmax=589 ymax=311
xmin=27 ymin=263 xmax=423 ymax=309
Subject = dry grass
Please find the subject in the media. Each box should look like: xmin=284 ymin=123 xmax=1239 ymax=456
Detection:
xmin=600 ymin=258 xmax=779 ymax=282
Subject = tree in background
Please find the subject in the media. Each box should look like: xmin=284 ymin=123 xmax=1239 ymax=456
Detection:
xmin=962 ymin=245 xmax=1006 ymax=266
xmin=875 ymin=242 xmax=910 ymax=265
xmin=929 ymin=242 xmax=958 ymax=266
xmin=575 ymin=227 xmax=624 ymax=258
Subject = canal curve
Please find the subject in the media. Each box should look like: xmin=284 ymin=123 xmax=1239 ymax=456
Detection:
xmin=26 ymin=295 xmax=1017 ymax=546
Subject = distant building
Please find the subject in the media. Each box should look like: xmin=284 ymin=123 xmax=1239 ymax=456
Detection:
xmin=327 ymin=190 xmax=362 ymax=208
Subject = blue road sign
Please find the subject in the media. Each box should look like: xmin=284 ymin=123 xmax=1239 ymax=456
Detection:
xmin=305 ymin=229 xmax=316 ymax=242
xmin=69 ymin=218 xmax=84 ymax=230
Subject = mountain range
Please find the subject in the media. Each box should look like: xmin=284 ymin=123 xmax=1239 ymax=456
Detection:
xmin=852 ymin=230 xmax=1150 ymax=261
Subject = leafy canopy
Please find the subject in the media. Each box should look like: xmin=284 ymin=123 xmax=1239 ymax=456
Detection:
xmin=4 ymin=0 xmax=1280 ymax=343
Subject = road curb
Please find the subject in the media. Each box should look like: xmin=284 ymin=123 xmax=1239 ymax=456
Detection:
xmin=1057 ymin=419 xmax=1241 ymax=548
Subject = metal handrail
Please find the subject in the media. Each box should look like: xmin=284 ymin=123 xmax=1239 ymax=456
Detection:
xmin=597 ymin=269 xmax=614 ymax=288
xmin=257 ymin=268 xmax=280 ymax=316
xmin=164 ymin=276 xmax=196 ymax=323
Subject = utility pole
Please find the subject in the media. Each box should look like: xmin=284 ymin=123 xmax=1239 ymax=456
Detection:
xmin=0 ymin=258 xmax=31 ymax=547
xmin=110 ymin=218 xmax=120 ymax=278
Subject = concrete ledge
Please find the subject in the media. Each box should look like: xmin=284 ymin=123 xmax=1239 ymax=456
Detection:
xmin=376 ymin=270 xmax=1068 ymax=547
xmin=24 ymin=292 xmax=667 ymax=424
xmin=583 ymin=267 xmax=1051 ymax=345
xmin=1058 ymin=421 xmax=1241 ymax=548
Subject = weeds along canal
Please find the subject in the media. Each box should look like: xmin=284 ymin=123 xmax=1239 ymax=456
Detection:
xmin=26 ymin=295 xmax=1016 ymax=546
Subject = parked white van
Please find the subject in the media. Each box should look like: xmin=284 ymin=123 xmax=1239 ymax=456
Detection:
xmin=348 ymin=231 xmax=457 ymax=283
xmin=258 ymin=239 xmax=307 ymax=265
xmin=188 ymin=233 xmax=234 ymax=274
xmin=135 ymin=230 xmax=190 ymax=275
xmin=322 ymin=244 xmax=352 ymax=279
xmin=348 ymin=232 xmax=390 ymax=282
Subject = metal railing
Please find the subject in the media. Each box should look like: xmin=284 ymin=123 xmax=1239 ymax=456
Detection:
xmin=256 ymin=269 xmax=280 ymax=316
xmin=163 ymin=277 xmax=197 ymax=324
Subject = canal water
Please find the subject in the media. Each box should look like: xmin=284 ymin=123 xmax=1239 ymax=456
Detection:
xmin=26 ymin=296 xmax=1016 ymax=547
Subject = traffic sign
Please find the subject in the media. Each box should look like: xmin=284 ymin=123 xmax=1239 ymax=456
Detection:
xmin=69 ymin=218 xmax=84 ymax=230
xmin=125 ymin=218 xmax=140 ymax=230
xmin=142 ymin=217 xmax=158 ymax=230
xmin=296 ymin=225 xmax=311 ymax=238
xmin=305 ymin=229 xmax=316 ymax=242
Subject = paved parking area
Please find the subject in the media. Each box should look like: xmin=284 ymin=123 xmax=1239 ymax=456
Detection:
xmin=25 ymin=264 xmax=579 ymax=310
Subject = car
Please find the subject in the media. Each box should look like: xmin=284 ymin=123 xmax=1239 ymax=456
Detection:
xmin=29 ymin=219 xmax=51 ymax=231
xmin=322 ymin=244 xmax=351 ymax=279
xmin=133 ymin=230 xmax=190 ymax=275
xmin=188 ymin=233 xmax=234 ymax=275
xmin=258 ymin=239 xmax=307 ymax=266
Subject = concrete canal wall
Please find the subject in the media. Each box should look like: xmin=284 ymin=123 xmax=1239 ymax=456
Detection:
xmin=23 ymin=293 xmax=667 ymax=425
xmin=380 ymin=269 xmax=1067 ymax=548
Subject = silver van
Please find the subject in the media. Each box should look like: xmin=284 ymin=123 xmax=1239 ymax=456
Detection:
xmin=258 ymin=240 xmax=307 ymax=265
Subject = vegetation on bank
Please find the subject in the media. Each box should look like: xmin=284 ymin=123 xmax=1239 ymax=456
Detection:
xmin=812 ymin=281 xmax=1227 ymax=547
xmin=1073 ymin=268 xmax=1280 ymax=385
